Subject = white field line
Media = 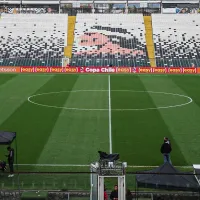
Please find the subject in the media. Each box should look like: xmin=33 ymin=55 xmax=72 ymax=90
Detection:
xmin=28 ymin=90 xmax=193 ymax=111
xmin=108 ymin=75 xmax=112 ymax=154
xmin=14 ymin=164 xmax=89 ymax=167
xmin=14 ymin=164 xmax=193 ymax=168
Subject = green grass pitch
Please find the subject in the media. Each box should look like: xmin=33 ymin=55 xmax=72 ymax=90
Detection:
xmin=0 ymin=73 xmax=200 ymax=190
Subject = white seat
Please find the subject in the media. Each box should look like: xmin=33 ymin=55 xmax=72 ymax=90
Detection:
xmin=152 ymin=14 xmax=200 ymax=67
xmin=0 ymin=14 xmax=68 ymax=60
xmin=71 ymin=14 xmax=148 ymax=66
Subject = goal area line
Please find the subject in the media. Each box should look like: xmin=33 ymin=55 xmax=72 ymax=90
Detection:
xmin=14 ymin=164 xmax=193 ymax=168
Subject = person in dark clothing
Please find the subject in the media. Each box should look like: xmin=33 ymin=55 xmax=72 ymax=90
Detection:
xmin=6 ymin=147 xmax=14 ymax=177
xmin=0 ymin=160 xmax=6 ymax=172
xmin=110 ymin=185 xmax=118 ymax=200
xmin=126 ymin=189 xmax=133 ymax=200
xmin=160 ymin=137 xmax=172 ymax=164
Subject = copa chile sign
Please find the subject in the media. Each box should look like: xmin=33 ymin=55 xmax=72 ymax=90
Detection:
xmin=0 ymin=66 xmax=199 ymax=74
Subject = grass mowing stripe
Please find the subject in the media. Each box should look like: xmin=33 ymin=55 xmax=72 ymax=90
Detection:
xmin=0 ymin=74 xmax=17 ymax=88
xmin=139 ymin=75 xmax=200 ymax=165
xmin=108 ymin=75 xmax=112 ymax=154
xmin=38 ymin=75 xmax=109 ymax=165
xmin=0 ymin=74 xmax=53 ymax=128
xmin=34 ymin=75 xmax=109 ymax=191
xmin=110 ymin=75 xmax=185 ymax=166
xmin=0 ymin=75 xmax=79 ymax=165
xmin=167 ymin=76 xmax=200 ymax=164
xmin=169 ymin=76 xmax=200 ymax=107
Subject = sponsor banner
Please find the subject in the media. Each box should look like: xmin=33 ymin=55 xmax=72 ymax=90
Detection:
xmin=0 ymin=66 xmax=199 ymax=74
xmin=175 ymin=7 xmax=200 ymax=14
xmin=34 ymin=67 xmax=50 ymax=73
xmin=182 ymin=67 xmax=197 ymax=74
xmin=80 ymin=67 xmax=117 ymax=73
xmin=0 ymin=67 xmax=20 ymax=73
xmin=65 ymin=67 xmax=79 ymax=73
xmin=138 ymin=67 xmax=152 ymax=73
xmin=162 ymin=7 xmax=200 ymax=14
xmin=167 ymin=67 xmax=183 ymax=74
xmin=116 ymin=67 xmax=131 ymax=73
xmin=20 ymin=67 xmax=78 ymax=73
xmin=162 ymin=8 xmax=176 ymax=14
xmin=152 ymin=67 xmax=167 ymax=73
xmin=131 ymin=67 xmax=198 ymax=74
xmin=131 ymin=67 xmax=139 ymax=73
xmin=20 ymin=66 xmax=35 ymax=73
xmin=50 ymin=67 xmax=64 ymax=73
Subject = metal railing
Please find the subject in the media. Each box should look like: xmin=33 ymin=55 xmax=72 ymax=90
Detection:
xmin=0 ymin=170 xmax=200 ymax=197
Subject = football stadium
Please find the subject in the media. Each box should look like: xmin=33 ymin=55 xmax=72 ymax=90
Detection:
xmin=0 ymin=0 xmax=200 ymax=199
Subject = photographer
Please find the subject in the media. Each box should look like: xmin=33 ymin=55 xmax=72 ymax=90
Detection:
xmin=160 ymin=137 xmax=172 ymax=164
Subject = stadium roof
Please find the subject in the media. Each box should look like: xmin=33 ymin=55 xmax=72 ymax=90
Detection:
xmin=0 ymin=0 xmax=162 ymax=4
xmin=0 ymin=0 xmax=199 ymax=4
xmin=0 ymin=131 xmax=16 ymax=145
xmin=162 ymin=0 xmax=199 ymax=3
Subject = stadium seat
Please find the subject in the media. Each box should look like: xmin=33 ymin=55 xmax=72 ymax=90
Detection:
xmin=70 ymin=14 xmax=150 ymax=67
xmin=152 ymin=14 xmax=200 ymax=67
xmin=0 ymin=14 xmax=68 ymax=66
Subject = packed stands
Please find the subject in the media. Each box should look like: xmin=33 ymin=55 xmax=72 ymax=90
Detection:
xmin=152 ymin=14 xmax=200 ymax=67
xmin=0 ymin=14 xmax=68 ymax=66
xmin=70 ymin=14 xmax=150 ymax=67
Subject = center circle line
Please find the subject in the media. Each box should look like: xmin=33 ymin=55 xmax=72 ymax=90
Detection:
xmin=27 ymin=90 xmax=193 ymax=111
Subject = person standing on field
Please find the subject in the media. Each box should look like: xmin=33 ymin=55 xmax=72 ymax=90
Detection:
xmin=160 ymin=137 xmax=172 ymax=164
xmin=6 ymin=146 xmax=14 ymax=177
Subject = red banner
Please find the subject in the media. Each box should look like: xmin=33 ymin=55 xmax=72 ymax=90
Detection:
xmin=152 ymin=67 xmax=167 ymax=73
xmin=182 ymin=67 xmax=197 ymax=74
xmin=116 ymin=67 xmax=131 ymax=73
xmin=167 ymin=67 xmax=183 ymax=74
xmin=0 ymin=66 xmax=199 ymax=74
xmin=34 ymin=67 xmax=50 ymax=73
xmin=79 ymin=67 xmax=117 ymax=73
xmin=138 ymin=67 xmax=153 ymax=73
xmin=20 ymin=66 xmax=34 ymax=73
xmin=0 ymin=67 xmax=20 ymax=73
xmin=65 ymin=67 xmax=79 ymax=73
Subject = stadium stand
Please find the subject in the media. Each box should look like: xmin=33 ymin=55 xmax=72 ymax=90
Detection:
xmin=152 ymin=14 xmax=200 ymax=67
xmin=70 ymin=14 xmax=150 ymax=67
xmin=0 ymin=14 xmax=68 ymax=66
